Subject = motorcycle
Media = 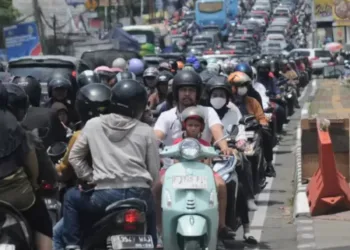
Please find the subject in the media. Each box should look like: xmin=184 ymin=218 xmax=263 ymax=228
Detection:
xmin=279 ymin=83 xmax=296 ymax=117
xmin=82 ymin=199 xmax=153 ymax=250
xmin=160 ymin=133 xmax=228 ymax=249
xmin=0 ymin=201 xmax=34 ymax=250
xmin=239 ymin=115 xmax=266 ymax=193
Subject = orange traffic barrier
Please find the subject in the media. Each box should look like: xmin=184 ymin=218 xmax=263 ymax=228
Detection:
xmin=307 ymin=121 xmax=350 ymax=216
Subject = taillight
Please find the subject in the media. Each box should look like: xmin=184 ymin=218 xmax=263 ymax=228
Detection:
xmin=124 ymin=209 xmax=140 ymax=224
xmin=42 ymin=183 xmax=54 ymax=190
xmin=310 ymin=57 xmax=319 ymax=61
xmin=71 ymin=71 xmax=77 ymax=78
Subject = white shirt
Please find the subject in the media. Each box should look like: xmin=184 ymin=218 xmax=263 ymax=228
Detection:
xmin=224 ymin=102 xmax=247 ymax=141
xmin=154 ymin=105 xmax=223 ymax=146
xmin=252 ymin=81 xmax=269 ymax=110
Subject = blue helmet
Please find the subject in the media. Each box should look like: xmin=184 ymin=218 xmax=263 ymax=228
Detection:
xmin=234 ymin=63 xmax=253 ymax=79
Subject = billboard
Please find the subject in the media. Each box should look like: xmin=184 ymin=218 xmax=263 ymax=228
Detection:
xmin=3 ymin=22 xmax=42 ymax=61
xmin=314 ymin=0 xmax=333 ymax=22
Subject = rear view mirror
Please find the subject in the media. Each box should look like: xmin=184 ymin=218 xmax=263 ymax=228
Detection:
xmin=239 ymin=115 xmax=256 ymax=125
xmin=47 ymin=141 xmax=68 ymax=164
xmin=228 ymin=124 xmax=239 ymax=136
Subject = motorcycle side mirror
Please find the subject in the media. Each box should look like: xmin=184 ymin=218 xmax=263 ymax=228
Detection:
xmin=47 ymin=142 xmax=67 ymax=157
xmin=239 ymin=115 xmax=255 ymax=125
xmin=226 ymin=124 xmax=239 ymax=136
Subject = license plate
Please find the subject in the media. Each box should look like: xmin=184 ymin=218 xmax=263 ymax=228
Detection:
xmin=245 ymin=131 xmax=255 ymax=138
xmin=0 ymin=244 xmax=15 ymax=250
xmin=111 ymin=235 xmax=154 ymax=249
xmin=172 ymin=176 xmax=208 ymax=189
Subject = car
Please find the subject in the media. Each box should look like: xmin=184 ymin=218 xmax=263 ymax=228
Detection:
xmin=273 ymin=7 xmax=291 ymax=15
xmin=241 ymin=19 xmax=263 ymax=33
xmin=8 ymin=55 xmax=90 ymax=101
xmin=252 ymin=4 xmax=271 ymax=13
xmin=225 ymin=42 xmax=252 ymax=55
xmin=266 ymin=26 xmax=286 ymax=36
xmin=192 ymin=33 xmax=221 ymax=49
xmin=288 ymin=49 xmax=332 ymax=74
xmin=245 ymin=14 xmax=267 ymax=27
xmin=183 ymin=11 xmax=195 ymax=22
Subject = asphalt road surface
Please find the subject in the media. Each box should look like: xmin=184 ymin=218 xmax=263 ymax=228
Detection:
xmin=226 ymin=82 xmax=314 ymax=250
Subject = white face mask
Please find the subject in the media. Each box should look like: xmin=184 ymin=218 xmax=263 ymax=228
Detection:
xmin=237 ymin=86 xmax=248 ymax=96
xmin=210 ymin=97 xmax=226 ymax=109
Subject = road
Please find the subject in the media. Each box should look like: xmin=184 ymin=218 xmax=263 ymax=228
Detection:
xmin=225 ymin=82 xmax=314 ymax=250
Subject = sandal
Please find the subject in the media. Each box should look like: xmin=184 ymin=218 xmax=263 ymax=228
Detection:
xmin=244 ymin=235 xmax=258 ymax=245
xmin=218 ymin=226 xmax=236 ymax=240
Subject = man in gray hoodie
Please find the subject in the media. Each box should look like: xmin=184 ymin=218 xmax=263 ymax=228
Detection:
xmin=64 ymin=79 xmax=160 ymax=249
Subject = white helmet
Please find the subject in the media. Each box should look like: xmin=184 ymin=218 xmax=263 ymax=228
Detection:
xmin=207 ymin=63 xmax=220 ymax=75
xmin=112 ymin=58 xmax=127 ymax=70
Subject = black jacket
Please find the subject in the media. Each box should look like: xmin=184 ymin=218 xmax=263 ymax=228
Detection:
xmin=21 ymin=106 xmax=67 ymax=149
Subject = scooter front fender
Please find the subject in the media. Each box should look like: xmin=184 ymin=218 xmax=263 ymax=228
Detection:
xmin=176 ymin=215 xmax=207 ymax=237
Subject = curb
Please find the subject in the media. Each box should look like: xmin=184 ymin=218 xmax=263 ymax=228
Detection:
xmin=293 ymin=80 xmax=318 ymax=250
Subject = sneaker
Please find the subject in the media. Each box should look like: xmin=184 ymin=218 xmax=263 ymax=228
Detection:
xmin=247 ymin=199 xmax=258 ymax=211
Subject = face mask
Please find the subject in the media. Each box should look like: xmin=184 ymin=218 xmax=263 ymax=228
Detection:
xmin=210 ymin=97 xmax=226 ymax=109
xmin=237 ymin=86 xmax=248 ymax=96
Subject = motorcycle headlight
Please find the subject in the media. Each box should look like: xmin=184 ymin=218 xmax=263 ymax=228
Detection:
xmin=179 ymin=138 xmax=201 ymax=160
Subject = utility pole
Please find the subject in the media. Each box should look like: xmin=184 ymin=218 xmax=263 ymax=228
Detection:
xmin=32 ymin=0 xmax=47 ymax=54
xmin=52 ymin=15 xmax=57 ymax=54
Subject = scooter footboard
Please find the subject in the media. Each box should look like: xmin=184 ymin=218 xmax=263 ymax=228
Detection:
xmin=176 ymin=215 xmax=207 ymax=237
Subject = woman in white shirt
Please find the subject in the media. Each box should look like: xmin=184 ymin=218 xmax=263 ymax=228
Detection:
xmin=206 ymin=75 xmax=258 ymax=244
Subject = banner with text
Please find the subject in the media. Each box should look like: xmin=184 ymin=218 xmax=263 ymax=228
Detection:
xmin=314 ymin=0 xmax=333 ymax=22
xmin=3 ymin=22 xmax=42 ymax=61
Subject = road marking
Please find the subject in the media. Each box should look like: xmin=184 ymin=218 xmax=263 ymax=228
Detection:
xmin=247 ymin=84 xmax=312 ymax=249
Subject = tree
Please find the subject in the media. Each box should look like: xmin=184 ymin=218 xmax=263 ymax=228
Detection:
xmin=0 ymin=0 xmax=20 ymax=47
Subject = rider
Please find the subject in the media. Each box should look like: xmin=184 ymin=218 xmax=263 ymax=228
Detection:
xmin=44 ymin=74 xmax=79 ymax=124
xmin=64 ymin=79 xmax=159 ymax=248
xmin=94 ymin=66 xmax=115 ymax=86
xmin=153 ymin=71 xmax=237 ymax=242
xmin=251 ymin=67 xmax=270 ymax=110
xmin=256 ymin=59 xmax=286 ymax=134
xmin=53 ymin=83 xmax=112 ymax=250
xmin=143 ymin=66 xmax=159 ymax=95
xmin=148 ymin=70 xmax=173 ymax=110
xmin=0 ymin=83 xmax=52 ymax=250
xmin=206 ymin=75 xmax=258 ymax=210
xmin=228 ymin=71 xmax=276 ymax=177
xmin=233 ymin=63 xmax=263 ymax=108
xmin=14 ymin=76 xmax=67 ymax=149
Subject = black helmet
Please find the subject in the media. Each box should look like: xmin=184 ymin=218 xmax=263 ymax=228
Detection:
xmin=257 ymin=59 xmax=271 ymax=71
xmin=172 ymin=70 xmax=202 ymax=101
xmin=250 ymin=55 xmax=262 ymax=66
xmin=75 ymin=83 xmax=111 ymax=124
xmin=3 ymin=83 xmax=29 ymax=121
xmin=48 ymin=76 xmax=71 ymax=97
xmin=77 ymin=70 xmax=100 ymax=88
xmin=168 ymin=60 xmax=178 ymax=73
xmin=13 ymin=76 xmax=42 ymax=107
xmin=207 ymin=75 xmax=231 ymax=96
xmin=110 ymin=79 xmax=147 ymax=120
xmin=116 ymin=71 xmax=136 ymax=82
xmin=157 ymin=71 xmax=173 ymax=85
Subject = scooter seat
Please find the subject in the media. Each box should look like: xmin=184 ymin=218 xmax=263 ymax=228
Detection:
xmin=105 ymin=198 xmax=147 ymax=213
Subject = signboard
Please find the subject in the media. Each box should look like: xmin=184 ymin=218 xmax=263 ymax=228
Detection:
xmin=3 ymin=22 xmax=42 ymax=61
xmin=314 ymin=0 xmax=333 ymax=22
xmin=66 ymin=0 xmax=85 ymax=6
xmin=333 ymin=0 xmax=350 ymax=25
xmin=85 ymin=0 xmax=98 ymax=10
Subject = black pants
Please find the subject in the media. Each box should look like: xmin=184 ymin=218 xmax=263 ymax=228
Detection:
xmin=262 ymin=127 xmax=274 ymax=163
xmin=22 ymin=193 xmax=53 ymax=238
xmin=236 ymin=154 xmax=255 ymax=200
xmin=226 ymin=181 xmax=249 ymax=230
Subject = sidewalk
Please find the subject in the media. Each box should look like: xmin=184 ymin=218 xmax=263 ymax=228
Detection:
xmin=296 ymin=79 xmax=350 ymax=250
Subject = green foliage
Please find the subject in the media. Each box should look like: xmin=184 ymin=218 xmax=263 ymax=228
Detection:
xmin=0 ymin=0 xmax=20 ymax=48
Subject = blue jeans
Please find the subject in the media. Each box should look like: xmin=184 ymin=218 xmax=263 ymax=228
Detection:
xmin=53 ymin=218 xmax=64 ymax=250
xmin=62 ymin=187 xmax=157 ymax=247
